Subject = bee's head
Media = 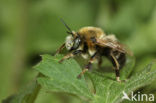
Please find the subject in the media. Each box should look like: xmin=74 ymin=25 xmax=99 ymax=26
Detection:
xmin=61 ymin=19 xmax=81 ymax=51
xmin=65 ymin=32 xmax=81 ymax=51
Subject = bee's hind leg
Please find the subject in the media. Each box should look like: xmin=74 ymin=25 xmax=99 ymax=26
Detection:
xmin=110 ymin=52 xmax=121 ymax=82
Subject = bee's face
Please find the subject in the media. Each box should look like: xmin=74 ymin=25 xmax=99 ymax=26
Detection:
xmin=65 ymin=35 xmax=81 ymax=51
xmin=65 ymin=35 xmax=74 ymax=50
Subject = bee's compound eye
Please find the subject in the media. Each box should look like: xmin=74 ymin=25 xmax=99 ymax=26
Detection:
xmin=75 ymin=38 xmax=80 ymax=44
xmin=73 ymin=38 xmax=81 ymax=49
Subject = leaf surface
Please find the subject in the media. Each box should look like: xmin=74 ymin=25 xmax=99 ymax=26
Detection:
xmin=34 ymin=55 xmax=156 ymax=103
xmin=35 ymin=55 xmax=93 ymax=100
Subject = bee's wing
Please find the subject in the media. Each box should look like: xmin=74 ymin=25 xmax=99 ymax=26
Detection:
xmin=95 ymin=38 xmax=133 ymax=56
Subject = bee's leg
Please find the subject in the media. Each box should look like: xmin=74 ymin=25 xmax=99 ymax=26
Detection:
xmin=77 ymin=53 xmax=97 ymax=79
xmin=59 ymin=53 xmax=74 ymax=63
xmin=110 ymin=52 xmax=121 ymax=82
xmin=98 ymin=57 xmax=103 ymax=69
xmin=77 ymin=62 xmax=92 ymax=79
xmin=55 ymin=43 xmax=65 ymax=56
xmin=59 ymin=50 xmax=82 ymax=63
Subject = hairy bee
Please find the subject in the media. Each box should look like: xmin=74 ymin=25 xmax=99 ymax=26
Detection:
xmin=55 ymin=19 xmax=133 ymax=82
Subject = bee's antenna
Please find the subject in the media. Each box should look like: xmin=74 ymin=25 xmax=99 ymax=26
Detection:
xmin=60 ymin=18 xmax=74 ymax=36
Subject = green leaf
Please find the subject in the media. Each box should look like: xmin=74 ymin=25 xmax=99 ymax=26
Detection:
xmin=34 ymin=54 xmax=156 ymax=103
xmin=120 ymin=55 xmax=135 ymax=79
xmin=35 ymin=55 xmax=93 ymax=100
xmin=2 ymin=82 xmax=41 ymax=103
xmin=88 ymin=62 xmax=156 ymax=103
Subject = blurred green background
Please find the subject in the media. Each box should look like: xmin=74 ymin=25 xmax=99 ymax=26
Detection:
xmin=0 ymin=0 xmax=156 ymax=103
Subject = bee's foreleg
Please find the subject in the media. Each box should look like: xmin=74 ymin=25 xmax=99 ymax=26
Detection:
xmin=77 ymin=53 xmax=97 ymax=79
xmin=55 ymin=43 xmax=65 ymax=56
xmin=59 ymin=53 xmax=74 ymax=63
xmin=59 ymin=50 xmax=82 ymax=63
xmin=110 ymin=52 xmax=121 ymax=82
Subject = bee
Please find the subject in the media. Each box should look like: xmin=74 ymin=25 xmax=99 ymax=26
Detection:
xmin=55 ymin=19 xmax=133 ymax=82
